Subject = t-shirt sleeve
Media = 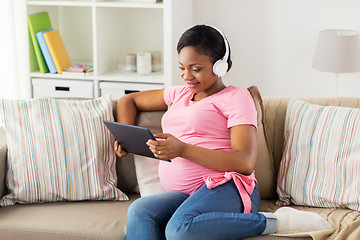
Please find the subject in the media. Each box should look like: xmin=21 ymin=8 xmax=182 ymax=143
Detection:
xmin=163 ymin=85 xmax=185 ymax=106
xmin=225 ymin=88 xmax=257 ymax=130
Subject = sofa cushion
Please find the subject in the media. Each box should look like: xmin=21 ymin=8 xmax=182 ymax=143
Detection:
xmin=134 ymin=155 xmax=166 ymax=197
xmin=263 ymin=97 xmax=360 ymax=197
xmin=0 ymin=193 xmax=139 ymax=240
xmin=116 ymin=155 xmax=138 ymax=193
xmin=247 ymin=86 xmax=276 ymax=199
xmin=277 ymin=99 xmax=360 ymax=211
xmin=0 ymin=96 xmax=128 ymax=206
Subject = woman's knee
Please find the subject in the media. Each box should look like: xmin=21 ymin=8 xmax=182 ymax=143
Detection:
xmin=128 ymin=192 xmax=188 ymax=223
xmin=165 ymin=220 xmax=185 ymax=240
xmin=165 ymin=216 xmax=196 ymax=240
xmin=127 ymin=197 xmax=151 ymax=220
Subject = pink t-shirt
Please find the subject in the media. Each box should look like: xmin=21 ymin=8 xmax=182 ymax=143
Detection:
xmin=159 ymin=85 xmax=257 ymax=195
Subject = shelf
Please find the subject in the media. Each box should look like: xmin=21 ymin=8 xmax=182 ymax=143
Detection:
xmin=27 ymin=0 xmax=163 ymax=8
xmin=23 ymin=0 xmax=193 ymax=98
xmin=27 ymin=1 xmax=92 ymax=7
xmin=30 ymin=72 xmax=95 ymax=80
xmin=98 ymin=69 xmax=164 ymax=84
xmin=96 ymin=2 xmax=163 ymax=9
xmin=30 ymin=70 xmax=164 ymax=84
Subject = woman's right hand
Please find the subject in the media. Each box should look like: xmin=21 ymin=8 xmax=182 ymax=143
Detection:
xmin=114 ymin=140 xmax=130 ymax=158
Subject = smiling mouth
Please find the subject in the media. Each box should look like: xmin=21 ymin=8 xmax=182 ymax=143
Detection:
xmin=186 ymin=82 xmax=200 ymax=88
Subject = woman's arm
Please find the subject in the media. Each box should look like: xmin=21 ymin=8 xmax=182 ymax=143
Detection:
xmin=114 ymin=89 xmax=168 ymax=157
xmin=116 ymin=89 xmax=168 ymax=124
xmin=147 ymin=124 xmax=258 ymax=175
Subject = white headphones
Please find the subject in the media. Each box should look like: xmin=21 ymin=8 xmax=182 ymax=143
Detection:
xmin=208 ymin=25 xmax=229 ymax=77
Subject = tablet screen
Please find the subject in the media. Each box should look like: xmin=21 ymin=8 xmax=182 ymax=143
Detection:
xmin=103 ymin=120 xmax=170 ymax=162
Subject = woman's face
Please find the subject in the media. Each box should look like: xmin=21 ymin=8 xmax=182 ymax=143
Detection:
xmin=178 ymin=46 xmax=221 ymax=96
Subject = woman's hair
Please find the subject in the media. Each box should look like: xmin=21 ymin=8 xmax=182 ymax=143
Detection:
xmin=177 ymin=24 xmax=232 ymax=72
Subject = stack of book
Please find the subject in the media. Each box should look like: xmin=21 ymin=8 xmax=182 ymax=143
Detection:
xmin=28 ymin=11 xmax=93 ymax=76
xmin=62 ymin=64 xmax=94 ymax=76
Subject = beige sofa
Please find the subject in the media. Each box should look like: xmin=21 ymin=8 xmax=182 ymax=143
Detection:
xmin=0 ymin=92 xmax=359 ymax=240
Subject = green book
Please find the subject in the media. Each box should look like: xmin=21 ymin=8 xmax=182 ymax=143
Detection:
xmin=28 ymin=30 xmax=39 ymax=72
xmin=28 ymin=12 xmax=52 ymax=73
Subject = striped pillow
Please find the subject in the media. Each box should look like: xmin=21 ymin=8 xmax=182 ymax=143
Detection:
xmin=0 ymin=96 xmax=128 ymax=206
xmin=277 ymin=99 xmax=360 ymax=211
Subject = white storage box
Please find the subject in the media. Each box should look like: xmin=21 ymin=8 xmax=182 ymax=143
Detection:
xmin=100 ymin=82 xmax=163 ymax=100
xmin=32 ymin=78 xmax=93 ymax=98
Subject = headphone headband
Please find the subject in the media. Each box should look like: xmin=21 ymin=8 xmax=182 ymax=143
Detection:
xmin=206 ymin=24 xmax=229 ymax=77
xmin=207 ymin=25 xmax=229 ymax=64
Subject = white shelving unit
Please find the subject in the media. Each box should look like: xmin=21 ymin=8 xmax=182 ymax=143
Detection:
xmin=23 ymin=0 xmax=193 ymax=99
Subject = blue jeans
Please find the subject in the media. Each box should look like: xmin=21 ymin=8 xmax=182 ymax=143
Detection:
xmin=126 ymin=180 xmax=276 ymax=240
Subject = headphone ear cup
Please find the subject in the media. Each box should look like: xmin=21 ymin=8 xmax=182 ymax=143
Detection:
xmin=213 ymin=59 xmax=228 ymax=77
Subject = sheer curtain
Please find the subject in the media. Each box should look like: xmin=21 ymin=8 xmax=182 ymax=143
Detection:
xmin=0 ymin=0 xmax=30 ymax=99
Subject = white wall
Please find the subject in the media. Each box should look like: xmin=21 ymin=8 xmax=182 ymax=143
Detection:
xmin=192 ymin=0 xmax=360 ymax=97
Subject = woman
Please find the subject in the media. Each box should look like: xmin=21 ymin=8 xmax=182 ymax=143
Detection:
xmin=115 ymin=24 xmax=331 ymax=240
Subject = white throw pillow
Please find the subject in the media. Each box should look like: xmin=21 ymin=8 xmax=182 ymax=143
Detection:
xmin=134 ymin=155 xmax=165 ymax=197
xmin=277 ymin=99 xmax=360 ymax=211
xmin=0 ymin=96 xmax=128 ymax=206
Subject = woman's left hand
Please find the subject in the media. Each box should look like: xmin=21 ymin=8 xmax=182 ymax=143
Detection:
xmin=146 ymin=133 xmax=185 ymax=160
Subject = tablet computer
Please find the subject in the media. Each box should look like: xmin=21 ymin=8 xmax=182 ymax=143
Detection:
xmin=103 ymin=120 xmax=170 ymax=162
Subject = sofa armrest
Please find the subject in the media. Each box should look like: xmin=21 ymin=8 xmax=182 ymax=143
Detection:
xmin=0 ymin=127 xmax=7 ymax=199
